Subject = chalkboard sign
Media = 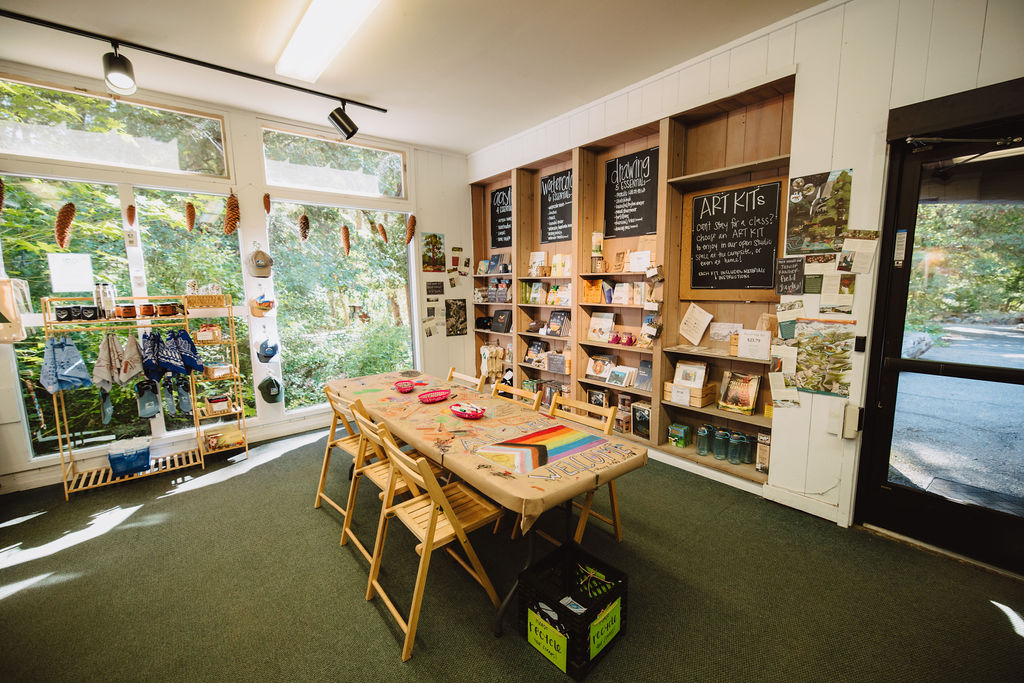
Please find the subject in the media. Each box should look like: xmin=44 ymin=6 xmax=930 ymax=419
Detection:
xmin=604 ymin=147 xmax=659 ymax=238
xmin=775 ymin=257 xmax=805 ymax=294
xmin=540 ymin=169 xmax=573 ymax=243
xmin=490 ymin=186 xmax=512 ymax=248
xmin=690 ymin=180 xmax=782 ymax=290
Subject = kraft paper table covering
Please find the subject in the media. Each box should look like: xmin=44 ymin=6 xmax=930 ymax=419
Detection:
xmin=327 ymin=371 xmax=647 ymax=531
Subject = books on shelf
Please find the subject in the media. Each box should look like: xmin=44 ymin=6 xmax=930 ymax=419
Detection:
xmin=614 ymin=395 xmax=632 ymax=434
xmin=587 ymin=388 xmax=611 ymax=408
xmin=477 ymin=260 xmax=489 ymax=274
xmin=546 ymin=352 xmax=569 ymax=375
xmin=548 ymin=283 xmax=571 ymax=306
xmin=631 ymin=402 xmax=651 ymax=440
xmin=631 ymin=281 xmax=647 ymax=304
xmin=491 ymin=309 xmax=512 ymax=333
xmin=487 ymin=253 xmax=511 ymax=274
xmin=523 ymin=281 xmax=547 ymax=304
xmin=588 ymin=312 xmax=615 ymax=342
xmin=611 ymin=283 xmax=630 ymax=304
xmin=546 ymin=310 xmax=570 ymax=337
xmin=582 ymin=279 xmax=603 ymax=304
xmin=528 ymin=251 xmax=547 ymax=276
xmin=606 ymin=365 xmax=637 ymax=387
xmin=585 ymin=354 xmax=615 ymax=381
xmin=525 ymin=339 xmax=550 ymax=363
xmin=673 ymin=360 xmax=707 ymax=389
xmin=634 ymin=360 xmax=653 ymax=392
xmin=551 ymin=254 xmax=572 ymax=277
xmin=718 ymin=371 xmax=761 ymax=415
xmin=601 ymin=280 xmax=614 ymax=303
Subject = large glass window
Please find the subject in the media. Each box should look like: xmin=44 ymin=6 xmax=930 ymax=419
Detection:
xmin=0 ymin=175 xmax=148 ymax=454
xmin=262 ymin=128 xmax=404 ymax=198
xmin=268 ymin=203 xmax=413 ymax=410
xmin=0 ymin=79 xmax=227 ymax=176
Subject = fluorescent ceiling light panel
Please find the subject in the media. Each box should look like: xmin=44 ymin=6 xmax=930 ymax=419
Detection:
xmin=275 ymin=0 xmax=383 ymax=83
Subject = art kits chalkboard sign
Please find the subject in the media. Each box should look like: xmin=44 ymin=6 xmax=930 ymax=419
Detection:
xmin=604 ymin=147 xmax=659 ymax=238
xmin=490 ymin=185 xmax=513 ymax=248
xmin=540 ymin=169 xmax=573 ymax=243
xmin=679 ymin=176 xmax=786 ymax=302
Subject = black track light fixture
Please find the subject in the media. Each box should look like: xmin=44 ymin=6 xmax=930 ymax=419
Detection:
xmin=102 ymin=42 xmax=136 ymax=96
xmin=328 ymin=103 xmax=358 ymax=139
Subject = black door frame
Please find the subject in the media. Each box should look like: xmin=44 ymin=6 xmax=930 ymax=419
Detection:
xmin=857 ymin=77 xmax=1024 ymax=573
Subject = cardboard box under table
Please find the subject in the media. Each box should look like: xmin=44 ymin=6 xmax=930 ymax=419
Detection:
xmin=519 ymin=543 xmax=627 ymax=679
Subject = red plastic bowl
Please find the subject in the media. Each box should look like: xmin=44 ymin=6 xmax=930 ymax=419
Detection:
xmin=418 ymin=389 xmax=451 ymax=404
xmin=450 ymin=403 xmax=486 ymax=419
xmin=394 ymin=380 xmax=414 ymax=393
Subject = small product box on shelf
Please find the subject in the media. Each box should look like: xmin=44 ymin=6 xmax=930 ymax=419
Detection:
xmin=203 ymin=364 xmax=234 ymax=380
xmin=668 ymin=423 xmax=691 ymax=447
xmin=519 ymin=543 xmax=627 ymax=680
xmin=663 ymin=381 xmax=719 ymax=407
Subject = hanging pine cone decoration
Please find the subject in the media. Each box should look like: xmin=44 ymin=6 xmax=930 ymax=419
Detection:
xmin=0 ymin=178 xmax=5 ymax=216
xmin=376 ymin=222 xmax=388 ymax=243
xmin=341 ymin=224 xmax=351 ymax=255
xmin=263 ymin=193 xmax=271 ymax=214
xmin=299 ymin=214 xmax=310 ymax=241
xmin=405 ymin=214 xmax=416 ymax=245
xmin=185 ymin=202 xmax=196 ymax=232
xmin=54 ymin=202 xmax=76 ymax=249
xmin=224 ymin=192 xmax=240 ymax=235
xmin=126 ymin=204 xmax=136 ymax=226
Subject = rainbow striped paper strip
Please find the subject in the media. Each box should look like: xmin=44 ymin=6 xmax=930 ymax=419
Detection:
xmin=476 ymin=425 xmax=607 ymax=474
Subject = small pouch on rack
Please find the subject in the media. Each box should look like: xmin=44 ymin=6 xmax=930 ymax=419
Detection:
xmin=135 ymin=379 xmax=161 ymax=419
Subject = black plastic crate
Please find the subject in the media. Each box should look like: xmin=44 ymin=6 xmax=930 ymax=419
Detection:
xmin=518 ymin=542 xmax=627 ymax=680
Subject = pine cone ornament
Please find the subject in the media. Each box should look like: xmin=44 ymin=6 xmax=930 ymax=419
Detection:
xmin=263 ymin=193 xmax=271 ymax=214
xmin=376 ymin=222 xmax=388 ymax=243
xmin=0 ymin=178 xmax=5 ymax=216
xmin=224 ymin=193 xmax=240 ymax=235
xmin=54 ymin=202 xmax=76 ymax=249
xmin=341 ymin=224 xmax=351 ymax=255
xmin=126 ymin=204 xmax=136 ymax=226
xmin=299 ymin=214 xmax=310 ymax=241
xmin=405 ymin=214 xmax=416 ymax=245
xmin=185 ymin=202 xmax=196 ymax=232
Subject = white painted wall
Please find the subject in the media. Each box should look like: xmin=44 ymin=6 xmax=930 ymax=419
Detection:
xmin=0 ymin=63 xmax=474 ymax=493
xmin=466 ymin=0 xmax=1024 ymax=525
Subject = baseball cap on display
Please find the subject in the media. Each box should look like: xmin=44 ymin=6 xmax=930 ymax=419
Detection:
xmin=249 ymin=249 xmax=273 ymax=277
xmin=257 ymin=339 xmax=279 ymax=363
xmin=258 ymin=376 xmax=283 ymax=403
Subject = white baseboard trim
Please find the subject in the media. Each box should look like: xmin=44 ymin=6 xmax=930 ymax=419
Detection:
xmin=647 ymin=447 xmax=765 ymax=496
xmin=763 ymin=483 xmax=840 ymax=524
xmin=0 ymin=410 xmax=333 ymax=496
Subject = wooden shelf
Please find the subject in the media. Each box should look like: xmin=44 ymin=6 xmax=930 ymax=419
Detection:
xmin=577 ymin=377 xmax=652 ymax=398
xmin=197 ymin=407 xmax=243 ymax=421
xmin=667 ymin=154 xmax=790 ymax=186
xmin=474 ymin=301 xmax=514 ymax=306
xmin=518 ymin=276 xmax=572 ymax=281
xmin=475 ymin=328 xmax=512 ymax=336
xmin=580 ymin=340 xmax=654 ymax=354
xmin=201 ymin=441 xmax=246 ymax=456
xmin=474 ymin=273 xmax=512 ymax=278
xmin=657 ymin=441 xmax=768 ymax=484
xmin=661 ymin=399 xmax=772 ymax=428
xmin=663 ymin=345 xmax=772 ymax=365
xmin=578 ymin=272 xmax=648 ymax=279
xmin=518 ymin=362 xmax=570 ymax=377
xmin=579 ymin=302 xmax=648 ymax=309
xmin=66 ymin=449 xmax=202 ymax=494
xmin=519 ymin=331 xmax=571 ymax=341
xmin=194 ymin=338 xmax=233 ymax=346
xmin=518 ymin=303 xmax=571 ymax=309
xmin=195 ymin=373 xmax=240 ymax=382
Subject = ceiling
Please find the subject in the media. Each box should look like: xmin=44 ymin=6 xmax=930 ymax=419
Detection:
xmin=0 ymin=1 xmax=820 ymax=155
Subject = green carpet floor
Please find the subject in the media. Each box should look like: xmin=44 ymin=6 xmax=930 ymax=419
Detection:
xmin=1 ymin=430 xmax=1021 ymax=682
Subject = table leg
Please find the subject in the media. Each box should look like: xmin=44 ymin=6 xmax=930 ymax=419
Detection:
xmin=493 ymin=527 xmax=534 ymax=637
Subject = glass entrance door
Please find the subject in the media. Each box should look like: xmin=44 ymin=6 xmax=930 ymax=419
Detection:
xmin=860 ymin=121 xmax=1024 ymax=573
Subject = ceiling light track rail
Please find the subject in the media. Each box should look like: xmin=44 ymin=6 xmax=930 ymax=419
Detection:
xmin=0 ymin=8 xmax=387 ymax=114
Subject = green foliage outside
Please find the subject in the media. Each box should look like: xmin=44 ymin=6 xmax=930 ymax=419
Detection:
xmin=263 ymin=129 xmax=402 ymax=198
xmin=0 ymin=79 xmax=225 ymax=176
xmin=906 ymin=203 xmax=1024 ymax=336
xmin=269 ymin=204 xmax=413 ymax=410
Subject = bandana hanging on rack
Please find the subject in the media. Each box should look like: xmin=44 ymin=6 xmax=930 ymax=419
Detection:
xmin=120 ymin=335 xmax=144 ymax=383
xmin=41 ymin=336 xmax=93 ymax=393
xmin=158 ymin=330 xmax=187 ymax=375
xmin=177 ymin=328 xmax=204 ymax=373
xmin=142 ymin=331 xmax=165 ymax=380
xmin=92 ymin=333 xmax=125 ymax=392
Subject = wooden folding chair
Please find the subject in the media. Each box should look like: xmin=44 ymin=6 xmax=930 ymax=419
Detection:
xmin=491 ymin=382 xmax=542 ymax=411
xmin=342 ymin=406 xmax=446 ymax=562
xmin=314 ymin=386 xmax=363 ymax=515
xmin=446 ymin=366 xmax=486 ymax=392
xmin=547 ymin=394 xmax=622 ymax=543
xmin=366 ymin=429 xmax=502 ymax=661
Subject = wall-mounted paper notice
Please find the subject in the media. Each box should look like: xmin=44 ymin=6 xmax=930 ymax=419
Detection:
xmin=769 ymin=372 xmax=800 ymax=406
xmin=770 ymin=344 xmax=797 ymax=374
xmin=837 ymin=238 xmax=878 ymax=274
xmin=679 ymin=303 xmax=713 ymax=345
xmin=48 ymin=253 xmax=94 ymax=292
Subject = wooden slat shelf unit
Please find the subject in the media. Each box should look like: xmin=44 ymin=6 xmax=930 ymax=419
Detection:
xmin=663 ymin=345 xmax=773 ymax=365
xmin=518 ymin=331 xmax=570 ymax=340
xmin=661 ymin=399 xmax=772 ymax=428
xmin=468 ymin=76 xmax=793 ymax=459
xmin=66 ymin=449 xmax=203 ymax=494
xmin=658 ymin=441 xmax=768 ymax=484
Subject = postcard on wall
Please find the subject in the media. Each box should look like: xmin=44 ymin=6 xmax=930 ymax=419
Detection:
xmin=794 ymin=317 xmax=855 ymax=398
xmin=426 ymin=281 xmax=444 ymax=296
xmin=770 ymin=344 xmax=798 ymax=374
xmin=804 ymin=274 xmax=823 ymax=294
xmin=678 ymin=303 xmax=713 ymax=346
xmin=837 ymin=237 xmax=878 ymax=274
xmin=768 ymin=372 xmax=800 ymax=407
xmin=422 ymin=232 xmax=445 ymax=272
xmin=445 ymin=298 xmax=468 ymax=336
xmin=804 ymin=253 xmax=837 ymax=274
xmin=784 ymin=169 xmax=853 ymax=255
xmin=709 ymin=322 xmax=742 ymax=342
xmin=819 ymin=274 xmax=855 ymax=314
xmin=776 ymin=298 xmax=807 ymax=339
xmin=451 ymin=246 xmax=463 ymax=268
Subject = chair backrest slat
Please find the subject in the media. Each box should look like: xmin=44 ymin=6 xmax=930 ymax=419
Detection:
xmin=381 ymin=434 xmax=430 ymax=493
xmin=548 ymin=395 xmax=617 ymax=435
xmin=491 ymin=383 xmax=542 ymax=411
xmin=324 ymin=386 xmax=358 ymax=436
xmin=447 ymin=367 xmax=486 ymax=392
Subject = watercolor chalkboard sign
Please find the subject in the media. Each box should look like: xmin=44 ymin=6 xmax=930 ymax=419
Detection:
xmin=604 ymin=147 xmax=659 ymax=238
xmin=540 ymin=169 xmax=573 ymax=243
xmin=490 ymin=185 xmax=512 ymax=248
xmin=679 ymin=176 xmax=787 ymax=302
